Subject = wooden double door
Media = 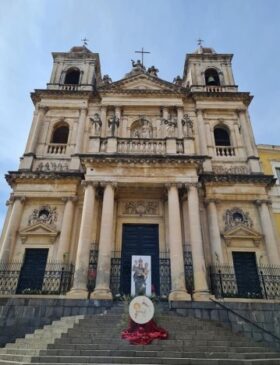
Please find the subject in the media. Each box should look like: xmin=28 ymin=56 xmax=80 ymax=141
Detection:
xmin=120 ymin=224 xmax=160 ymax=295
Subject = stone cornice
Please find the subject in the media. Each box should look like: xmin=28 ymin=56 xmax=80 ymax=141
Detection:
xmin=191 ymin=91 xmax=253 ymax=106
xmin=200 ymin=173 xmax=275 ymax=186
xmin=5 ymin=171 xmax=84 ymax=187
xmin=31 ymin=89 xmax=99 ymax=104
xmin=79 ymin=153 xmax=206 ymax=167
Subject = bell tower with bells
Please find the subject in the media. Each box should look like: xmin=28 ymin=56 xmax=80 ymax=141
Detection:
xmin=182 ymin=40 xmax=236 ymax=90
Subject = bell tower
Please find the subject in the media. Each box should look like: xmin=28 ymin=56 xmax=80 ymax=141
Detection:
xmin=182 ymin=45 xmax=236 ymax=91
xmin=47 ymin=45 xmax=102 ymax=91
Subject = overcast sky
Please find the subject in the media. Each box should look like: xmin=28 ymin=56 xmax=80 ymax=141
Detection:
xmin=0 ymin=0 xmax=280 ymax=230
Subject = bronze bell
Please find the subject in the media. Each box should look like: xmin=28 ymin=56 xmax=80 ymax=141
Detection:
xmin=207 ymin=75 xmax=216 ymax=84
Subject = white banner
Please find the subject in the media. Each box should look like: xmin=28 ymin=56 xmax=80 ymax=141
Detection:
xmin=131 ymin=255 xmax=151 ymax=296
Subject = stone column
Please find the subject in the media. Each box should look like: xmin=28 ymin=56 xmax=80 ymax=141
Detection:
xmin=25 ymin=106 xmax=48 ymax=154
xmin=177 ymin=107 xmax=183 ymax=138
xmin=196 ymin=109 xmax=211 ymax=171
xmin=256 ymin=200 xmax=280 ymax=265
xmin=92 ymin=182 xmax=116 ymax=300
xmin=187 ymin=184 xmax=210 ymax=300
xmin=74 ymin=108 xmax=87 ymax=154
xmin=100 ymin=106 xmax=107 ymax=137
xmin=68 ymin=182 xmax=97 ymax=298
xmin=57 ymin=197 xmax=77 ymax=262
xmin=0 ymin=196 xmax=25 ymax=262
xmin=206 ymin=199 xmax=224 ymax=264
xmin=167 ymin=184 xmax=191 ymax=301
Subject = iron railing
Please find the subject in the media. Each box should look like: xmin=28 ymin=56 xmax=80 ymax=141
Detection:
xmin=184 ymin=247 xmax=194 ymax=295
xmin=210 ymin=265 xmax=280 ymax=300
xmin=0 ymin=261 xmax=74 ymax=295
xmin=87 ymin=248 xmax=98 ymax=294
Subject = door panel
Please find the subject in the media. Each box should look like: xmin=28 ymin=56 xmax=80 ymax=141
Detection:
xmin=232 ymin=252 xmax=262 ymax=298
xmin=16 ymin=249 xmax=49 ymax=294
xmin=120 ymin=224 xmax=159 ymax=295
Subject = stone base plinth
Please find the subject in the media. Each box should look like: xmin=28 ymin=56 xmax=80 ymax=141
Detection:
xmin=91 ymin=289 xmax=113 ymax=300
xmin=168 ymin=290 xmax=191 ymax=301
xmin=192 ymin=291 xmax=212 ymax=301
xmin=66 ymin=288 xmax=89 ymax=299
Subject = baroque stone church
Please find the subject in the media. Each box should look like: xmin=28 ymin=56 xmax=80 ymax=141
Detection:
xmin=0 ymin=44 xmax=279 ymax=302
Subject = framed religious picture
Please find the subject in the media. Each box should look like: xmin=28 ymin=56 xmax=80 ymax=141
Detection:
xmin=131 ymin=256 xmax=151 ymax=296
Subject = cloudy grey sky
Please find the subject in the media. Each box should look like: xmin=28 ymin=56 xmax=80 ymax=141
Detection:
xmin=0 ymin=0 xmax=280 ymax=229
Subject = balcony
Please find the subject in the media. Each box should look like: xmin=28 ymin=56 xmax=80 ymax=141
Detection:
xmin=216 ymin=146 xmax=235 ymax=157
xmin=47 ymin=143 xmax=67 ymax=154
xmin=190 ymin=85 xmax=238 ymax=93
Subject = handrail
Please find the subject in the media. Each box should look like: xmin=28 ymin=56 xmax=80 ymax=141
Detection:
xmin=210 ymin=298 xmax=280 ymax=343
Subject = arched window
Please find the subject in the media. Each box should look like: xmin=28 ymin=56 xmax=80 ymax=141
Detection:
xmin=214 ymin=127 xmax=230 ymax=146
xmin=205 ymin=68 xmax=220 ymax=86
xmin=64 ymin=68 xmax=80 ymax=85
xmin=51 ymin=125 xmax=69 ymax=144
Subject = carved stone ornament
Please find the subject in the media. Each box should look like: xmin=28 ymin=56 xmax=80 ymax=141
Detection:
xmin=28 ymin=205 xmax=57 ymax=227
xmin=123 ymin=200 xmax=159 ymax=216
xmin=131 ymin=118 xmax=153 ymax=138
xmin=223 ymin=207 xmax=253 ymax=231
xmin=161 ymin=118 xmax=177 ymax=137
xmin=213 ymin=165 xmax=249 ymax=175
xmin=90 ymin=113 xmax=102 ymax=136
xmin=181 ymin=114 xmax=194 ymax=138
xmin=35 ymin=161 xmax=69 ymax=172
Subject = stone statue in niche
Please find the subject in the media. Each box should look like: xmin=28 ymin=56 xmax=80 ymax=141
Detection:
xmin=28 ymin=205 xmax=57 ymax=226
xmin=90 ymin=113 xmax=102 ymax=136
xmin=182 ymin=114 xmax=194 ymax=138
xmin=223 ymin=207 xmax=253 ymax=231
xmin=131 ymin=119 xmax=153 ymax=138
xmin=161 ymin=117 xmax=177 ymax=137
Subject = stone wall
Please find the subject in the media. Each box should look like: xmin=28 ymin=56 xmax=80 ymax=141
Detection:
xmin=0 ymin=297 xmax=111 ymax=347
xmin=171 ymin=300 xmax=280 ymax=349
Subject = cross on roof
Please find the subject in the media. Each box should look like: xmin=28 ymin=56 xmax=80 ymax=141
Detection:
xmin=135 ymin=47 xmax=151 ymax=66
xmin=197 ymin=38 xmax=204 ymax=47
xmin=81 ymin=37 xmax=89 ymax=46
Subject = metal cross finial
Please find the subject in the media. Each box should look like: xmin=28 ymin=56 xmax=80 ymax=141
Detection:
xmin=135 ymin=47 xmax=151 ymax=66
xmin=197 ymin=38 xmax=204 ymax=47
xmin=81 ymin=37 xmax=89 ymax=46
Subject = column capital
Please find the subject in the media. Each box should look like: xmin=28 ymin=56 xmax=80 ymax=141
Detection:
xmin=100 ymin=181 xmax=118 ymax=190
xmin=81 ymin=180 xmax=99 ymax=188
xmin=61 ymin=196 xmax=78 ymax=203
xmin=165 ymin=182 xmax=183 ymax=191
xmin=37 ymin=105 xmax=49 ymax=114
xmin=254 ymin=199 xmax=271 ymax=207
xmin=10 ymin=195 xmax=26 ymax=204
xmin=235 ymin=108 xmax=246 ymax=116
xmin=204 ymin=198 xmax=221 ymax=206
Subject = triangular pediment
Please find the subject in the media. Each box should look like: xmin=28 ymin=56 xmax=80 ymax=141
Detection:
xmin=99 ymin=73 xmax=182 ymax=93
xmin=222 ymin=224 xmax=263 ymax=247
xmin=19 ymin=223 xmax=59 ymax=244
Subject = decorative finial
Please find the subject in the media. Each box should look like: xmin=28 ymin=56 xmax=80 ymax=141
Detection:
xmin=135 ymin=47 xmax=151 ymax=67
xmin=81 ymin=37 xmax=89 ymax=46
xmin=197 ymin=38 xmax=204 ymax=47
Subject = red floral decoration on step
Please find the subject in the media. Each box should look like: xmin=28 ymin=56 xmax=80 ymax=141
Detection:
xmin=121 ymin=318 xmax=168 ymax=345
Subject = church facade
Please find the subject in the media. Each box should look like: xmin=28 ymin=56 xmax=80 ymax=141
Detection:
xmin=0 ymin=44 xmax=279 ymax=302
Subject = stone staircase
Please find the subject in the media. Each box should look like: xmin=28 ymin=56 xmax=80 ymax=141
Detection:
xmin=0 ymin=304 xmax=280 ymax=364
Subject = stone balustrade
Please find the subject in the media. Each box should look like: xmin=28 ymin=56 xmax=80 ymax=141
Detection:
xmin=216 ymin=146 xmax=235 ymax=157
xmin=190 ymin=85 xmax=238 ymax=93
xmin=47 ymin=143 xmax=67 ymax=154
xmin=117 ymin=138 xmax=167 ymax=154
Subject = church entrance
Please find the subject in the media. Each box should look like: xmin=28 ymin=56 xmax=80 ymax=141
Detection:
xmin=120 ymin=224 xmax=159 ymax=295
xmin=16 ymin=248 xmax=48 ymax=294
xmin=232 ymin=251 xmax=262 ymax=298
